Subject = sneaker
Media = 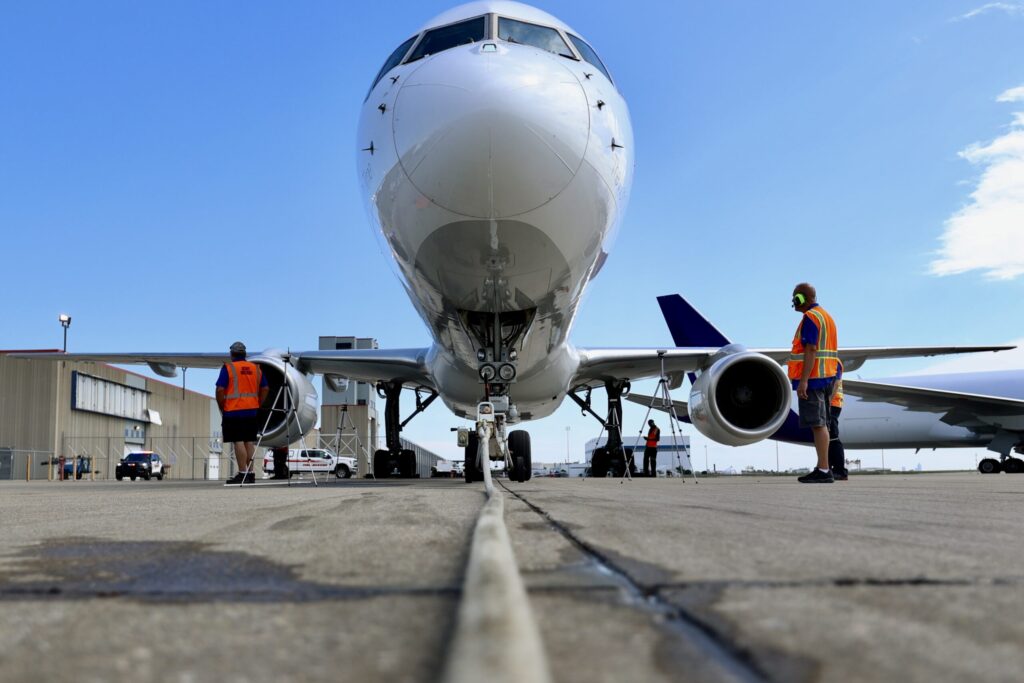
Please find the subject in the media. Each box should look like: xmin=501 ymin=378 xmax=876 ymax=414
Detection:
xmin=225 ymin=472 xmax=245 ymax=485
xmin=833 ymin=470 xmax=849 ymax=481
xmin=797 ymin=468 xmax=834 ymax=484
xmin=241 ymin=471 xmax=255 ymax=483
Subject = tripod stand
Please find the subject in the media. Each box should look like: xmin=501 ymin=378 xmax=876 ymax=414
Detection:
xmin=333 ymin=404 xmax=373 ymax=481
xmin=633 ymin=352 xmax=699 ymax=484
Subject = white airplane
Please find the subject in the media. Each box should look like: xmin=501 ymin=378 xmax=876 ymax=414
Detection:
xmin=629 ymin=294 xmax=1023 ymax=474
xmin=14 ymin=1 xmax=1011 ymax=481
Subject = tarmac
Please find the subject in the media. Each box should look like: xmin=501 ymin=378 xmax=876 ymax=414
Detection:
xmin=0 ymin=471 xmax=1021 ymax=683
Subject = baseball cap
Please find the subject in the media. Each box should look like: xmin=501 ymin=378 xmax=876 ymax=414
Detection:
xmin=229 ymin=341 xmax=246 ymax=354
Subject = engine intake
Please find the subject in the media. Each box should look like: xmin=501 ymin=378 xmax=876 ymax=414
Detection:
xmin=247 ymin=354 xmax=318 ymax=447
xmin=688 ymin=346 xmax=791 ymax=447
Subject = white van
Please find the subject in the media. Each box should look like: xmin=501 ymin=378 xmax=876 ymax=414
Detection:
xmin=262 ymin=448 xmax=357 ymax=479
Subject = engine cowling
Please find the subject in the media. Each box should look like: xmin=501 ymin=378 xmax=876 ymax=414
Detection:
xmin=688 ymin=345 xmax=791 ymax=447
xmin=247 ymin=353 xmax=318 ymax=447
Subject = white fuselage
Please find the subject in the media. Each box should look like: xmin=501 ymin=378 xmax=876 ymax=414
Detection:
xmin=358 ymin=21 xmax=633 ymax=419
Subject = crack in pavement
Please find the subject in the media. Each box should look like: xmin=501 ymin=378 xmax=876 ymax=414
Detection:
xmin=500 ymin=482 xmax=771 ymax=683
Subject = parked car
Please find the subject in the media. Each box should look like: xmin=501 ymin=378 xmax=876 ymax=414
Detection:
xmin=62 ymin=455 xmax=91 ymax=480
xmin=115 ymin=451 xmax=166 ymax=481
xmin=262 ymin=448 xmax=356 ymax=479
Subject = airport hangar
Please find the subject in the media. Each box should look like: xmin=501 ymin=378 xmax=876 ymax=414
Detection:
xmin=0 ymin=336 xmax=442 ymax=481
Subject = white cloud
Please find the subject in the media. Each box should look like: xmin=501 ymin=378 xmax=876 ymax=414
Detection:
xmin=953 ymin=2 xmax=1024 ymax=21
xmin=904 ymin=337 xmax=1024 ymax=375
xmin=997 ymin=85 xmax=1024 ymax=103
xmin=930 ymin=87 xmax=1024 ymax=280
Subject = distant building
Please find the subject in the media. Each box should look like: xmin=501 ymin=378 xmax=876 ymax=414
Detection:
xmin=584 ymin=435 xmax=693 ymax=474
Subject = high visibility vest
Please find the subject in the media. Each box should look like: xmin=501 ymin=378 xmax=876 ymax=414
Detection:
xmin=645 ymin=427 xmax=660 ymax=448
xmin=831 ymin=379 xmax=844 ymax=408
xmin=787 ymin=305 xmax=839 ymax=382
xmin=223 ymin=361 xmax=262 ymax=412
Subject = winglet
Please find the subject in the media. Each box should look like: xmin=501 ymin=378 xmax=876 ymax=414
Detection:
xmin=656 ymin=294 xmax=731 ymax=348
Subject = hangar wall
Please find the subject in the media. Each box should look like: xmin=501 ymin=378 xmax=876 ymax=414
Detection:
xmin=0 ymin=351 xmax=222 ymax=479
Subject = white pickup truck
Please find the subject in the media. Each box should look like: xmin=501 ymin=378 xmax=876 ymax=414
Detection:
xmin=262 ymin=448 xmax=357 ymax=479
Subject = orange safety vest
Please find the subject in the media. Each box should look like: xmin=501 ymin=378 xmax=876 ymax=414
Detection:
xmin=645 ymin=427 xmax=660 ymax=449
xmin=787 ymin=305 xmax=839 ymax=382
xmin=831 ymin=379 xmax=844 ymax=408
xmin=223 ymin=361 xmax=262 ymax=412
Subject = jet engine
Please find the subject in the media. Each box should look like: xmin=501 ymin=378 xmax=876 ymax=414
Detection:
xmin=687 ymin=345 xmax=791 ymax=447
xmin=247 ymin=353 xmax=318 ymax=447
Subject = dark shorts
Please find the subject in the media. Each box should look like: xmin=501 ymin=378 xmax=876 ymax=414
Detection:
xmin=798 ymin=387 xmax=832 ymax=428
xmin=828 ymin=406 xmax=842 ymax=441
xmin=222 ymin=414 xmax=259 ymax=443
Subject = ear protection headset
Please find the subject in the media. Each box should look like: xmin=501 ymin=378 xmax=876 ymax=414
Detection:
xmin=792 ymin=292 xmax=806 ymax=308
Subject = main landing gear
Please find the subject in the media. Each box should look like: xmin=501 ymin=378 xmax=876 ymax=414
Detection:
xmin=373 ymin=382 xmax=438 ymax=479
xmin=978 ymin=451 xmax=1024 ymax=474
xmin=568 ymin=379 xmax=637 ymax=478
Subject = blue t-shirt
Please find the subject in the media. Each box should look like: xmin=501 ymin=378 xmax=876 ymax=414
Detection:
xmin=793 ymin=304 xmax=835 ymax=390
xmin=217 ymin=362 xmax=269 ymax=418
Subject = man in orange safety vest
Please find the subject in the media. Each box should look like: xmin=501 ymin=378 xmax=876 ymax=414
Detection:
xmin=216 ymin=341 xmax=269 ymax=484
xmin=788 ymin=283 xmax=840 ymax=484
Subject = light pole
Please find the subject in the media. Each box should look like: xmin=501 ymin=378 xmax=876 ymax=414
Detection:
xmin=704 ymin=444 xmax=708 ymax=472
xmin=565 ymin=426 xmax=570 ymax=465
xmin=775 ymin=440 xmax=780 ymax=473
xmin=58 ymin=314 xmax=71 ymax=352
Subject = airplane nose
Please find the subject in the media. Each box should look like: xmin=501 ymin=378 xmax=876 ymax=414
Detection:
xmin=392 ymin=44 xmax=590 ymax=219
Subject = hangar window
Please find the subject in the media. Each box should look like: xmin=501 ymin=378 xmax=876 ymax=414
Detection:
xmin=406 ymin=16 xmax=487 ymax=62
xmin=71 ymin=371 xmax=149 ymax=422
xmin=498 ymin=17 xmax=576 ymax=59
xmin=567 ymin=34 xmax=613 ymax=83
xmin=368 ymin=34 xmax=418 ymax=97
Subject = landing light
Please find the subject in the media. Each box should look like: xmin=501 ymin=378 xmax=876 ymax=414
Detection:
xmin=482 ymin=43 xmax=497 ymax=52
xmin=479 ymin=364 xmax=497 ymax=382
xmin=498 ymin=363 xmax=516 ymax=382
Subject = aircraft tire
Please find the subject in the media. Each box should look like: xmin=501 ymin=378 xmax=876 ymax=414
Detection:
xmin=591 ymin=448 xmax=608 ymax=478
xmin=1004 ymin=458 xmax=1024 ymax=474
xmin=400 ymin=449 xmax=417 ymax=478
xmin=373 ymin=449 xmax=393 ymax=478
xmin=464 ymin=433 xmax=481 ymax=483
xmin=978 ymin=458 xmax=1002 ymax=474
xmin=508 ymin=431 xmax=532 ymax=482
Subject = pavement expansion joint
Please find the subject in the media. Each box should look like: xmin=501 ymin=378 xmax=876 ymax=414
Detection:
xmin=499 ymin=481 xmax=770 ymax=683
xmin=649 ymin=575 xmax=1024 ymax=592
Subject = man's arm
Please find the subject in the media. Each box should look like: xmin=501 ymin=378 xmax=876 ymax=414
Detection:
xmin=258 ymin=385 xmax=269 ymax=406
xmin=215 ymin=387 xmax=226 ymax=414
xmin=798 ymin=344 xmax=817 ymax=399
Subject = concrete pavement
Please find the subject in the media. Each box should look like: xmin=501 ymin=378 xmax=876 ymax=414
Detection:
xmin=0 ymin=473 xmax=1021 ymax=682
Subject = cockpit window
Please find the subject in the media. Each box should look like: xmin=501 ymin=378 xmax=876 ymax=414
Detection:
xmin=406 ymin=16 xmax=486 ymax=63
xmin=567 ymin=34 xmax=613 ymax=83
xmin=368 ymin=35 xmax=417 ymax=96
xmin=498 ymin=17 xmax=576 ymax=59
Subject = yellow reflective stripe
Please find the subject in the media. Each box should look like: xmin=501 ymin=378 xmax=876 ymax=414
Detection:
xmin=226 ymin=362 xmax=240 ymax=399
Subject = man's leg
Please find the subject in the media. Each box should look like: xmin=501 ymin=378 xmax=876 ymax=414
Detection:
xmin=242 ymin=442 xmax=257 ymax=473
xmin=232 ymin=442 xmax=247 ymax=470
xmin=812 ymin=426 xmax=830 ymax=469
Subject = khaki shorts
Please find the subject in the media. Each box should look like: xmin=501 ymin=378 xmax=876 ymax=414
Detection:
xmin=798 ymin=386 xmax=832 ymax=428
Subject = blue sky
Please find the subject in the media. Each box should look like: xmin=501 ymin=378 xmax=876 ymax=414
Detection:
xmin=2 ymin=1 xmax=1022 ymax=471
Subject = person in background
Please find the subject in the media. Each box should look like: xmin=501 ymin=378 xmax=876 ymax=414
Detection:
xmin=216 ymin=341 xmax=269 ymax=484
xmin=643 ymin=419 xmax=660 ymax=477
xmin=829 ymin=362 xmax=848 ymax=481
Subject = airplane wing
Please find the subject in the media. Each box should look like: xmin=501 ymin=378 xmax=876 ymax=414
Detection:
xmin=7 ymin=349 xmax=435 ymax=388
xmin=571 ymin=348 xmax=718 ymax=387
xmin=750 ymin=346 xmax=1015 ymax=373
xmin=624 ymin=392 xmax=689 ymax=419
xmin=570 ymin=345 xmax=1014 ymax=388
xmin=842 ymin=379 xmax=1024 ymax=417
